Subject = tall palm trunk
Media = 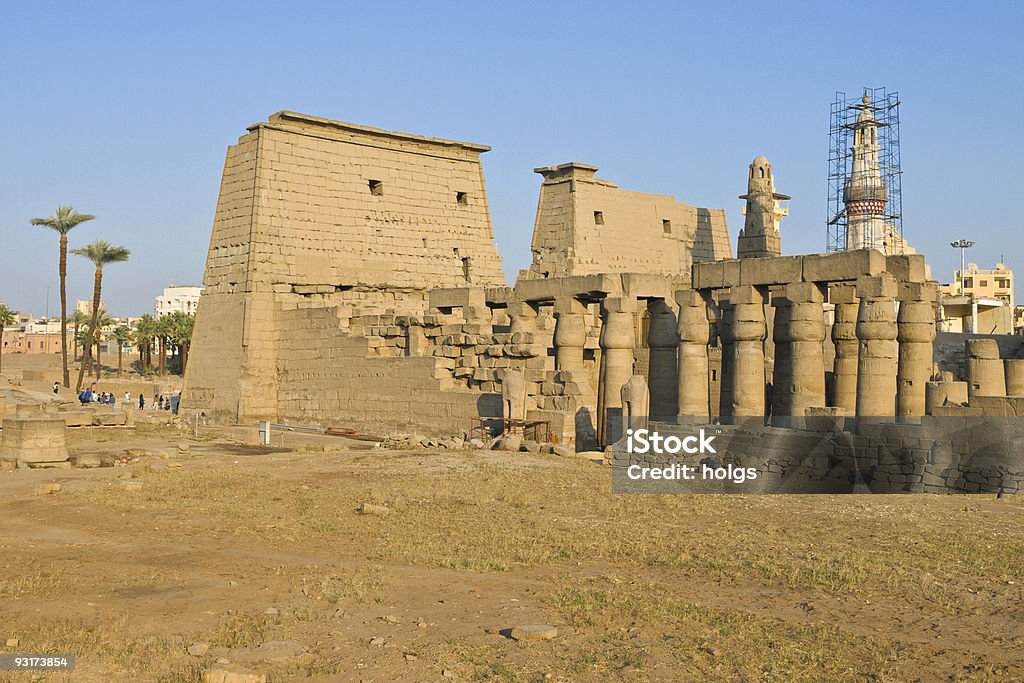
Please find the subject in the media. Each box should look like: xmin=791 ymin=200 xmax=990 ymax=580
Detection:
xmin=59 ymin=234 xmax=69 ymax=387
xmin=72 ymin=319 xmax=80 ymax=360
xmin=0 ymin=323 xmax=5 ymax=374
xmin=75 ymin=268 xmax=103 ymax=392
xmin=181 ymin=339 xmax=190 ymax=375
xmin=117 ymin=343 xmax=123 ymax=377
xmin=159 ymin=336 xmax=166 ymax=376
xmin=95 ymin=337 xmax=102 ymax=380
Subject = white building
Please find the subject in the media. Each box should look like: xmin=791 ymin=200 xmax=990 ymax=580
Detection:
xmin=155 ymin=284 xmax=203 ymax=317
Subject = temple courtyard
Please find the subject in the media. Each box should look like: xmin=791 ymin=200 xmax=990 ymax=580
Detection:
xmin=0 ymin=422 xmax=1020 ymax=682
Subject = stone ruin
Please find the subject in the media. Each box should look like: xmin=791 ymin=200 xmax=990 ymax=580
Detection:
xmin=178 ymin=111 xmax=1023 ymax=494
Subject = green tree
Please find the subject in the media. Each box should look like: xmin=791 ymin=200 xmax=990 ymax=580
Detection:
xmin=31 ymin=206 xmax=96 ymax=387
xmin=133 ymin=314 xmax=159 ymax=373
xmin=0 ymin=304 xmax=15 ymax=375
xmin=89 ymin=311 xmax=115 ymax=381
xmin=70 ymin=309 xmax=89 ymax=360
xmin=155 ymin=315 xmax=170 ymax=376
xmin=75 ymin=326 xmax=93 ymax=375
xmin=164 ymin=311 xmax=196 ymax=375
xmin=71 ymin=241 xmax=129 ymax=392
xmin=112 ymin=324 xmax=132 ymax=377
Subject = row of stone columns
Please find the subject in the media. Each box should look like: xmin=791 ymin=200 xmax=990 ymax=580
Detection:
xmin=562 ymin=275 xmax=936 ymax=446
xmin=667 ymin=274 xmax=936 ymax=425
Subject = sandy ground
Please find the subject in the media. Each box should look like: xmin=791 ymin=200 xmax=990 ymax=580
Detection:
xmin=0 ymin=417 xmax=1020 ymax=682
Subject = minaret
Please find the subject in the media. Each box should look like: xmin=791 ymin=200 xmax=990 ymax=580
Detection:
xmin=737 ymin=155 xmax=789 ymax=259
xmin=844 ymin=95 xmax=888 ymax=251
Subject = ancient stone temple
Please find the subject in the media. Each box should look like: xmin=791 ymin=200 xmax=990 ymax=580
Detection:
xmin=181 ymin=109 xmax=1024 ymax=495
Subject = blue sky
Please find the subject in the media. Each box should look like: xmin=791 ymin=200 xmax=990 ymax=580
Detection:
xmin=1 ymin=1 xmax=1021 ymax=315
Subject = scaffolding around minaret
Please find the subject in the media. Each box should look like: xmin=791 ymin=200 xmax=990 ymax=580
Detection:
xmin=826 ymin=88 xmax=905 ymax=254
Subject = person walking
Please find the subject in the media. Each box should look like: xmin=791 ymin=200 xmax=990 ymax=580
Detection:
xmin=52 ymin=381 xmax=59 ymax=395
xmin=124 ymin=391 xmax=131 ymax=403
xmin=138 ymin=393 xmax=145 ymax=410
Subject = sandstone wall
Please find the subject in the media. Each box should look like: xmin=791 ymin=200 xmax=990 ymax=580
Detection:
xmin=526 ymin=163 xmax=730 ymax=280
xmin=183 ymin=112 xmax=509 ymax=424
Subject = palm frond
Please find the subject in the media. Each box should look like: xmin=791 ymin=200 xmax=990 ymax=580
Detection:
xmin=30 ymin=206 xmax=96 ymax=234
xmin=71 ymin=240 xmax=131 ymax=267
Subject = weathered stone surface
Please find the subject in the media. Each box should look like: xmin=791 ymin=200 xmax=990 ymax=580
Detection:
xmin=510 ymin=625 xmax=558 ymax=641
xmin=201 ymin=668 xmax=267 ymax=683
xmin=966 ymin=339 xmax=1006 ymax=398
xmin=493 ymin=434 xmax=523 ymax=452
xmin=526 ymin=163 xmax=730 ymax=281
xmin=855 ymin=275 xmax=898 ymax=418
xmin=188 ymin=642 xmax=210 ymax=657
xmin=358 ymin=502 xmax=390 ymax=516
xmin=1 ymin=417 xmax=68 ymax=465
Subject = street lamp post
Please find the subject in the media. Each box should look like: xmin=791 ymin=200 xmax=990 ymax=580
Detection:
xmin=951 ymin=239 xmax=976 ymax=332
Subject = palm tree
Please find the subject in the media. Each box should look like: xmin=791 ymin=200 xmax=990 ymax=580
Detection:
xmin=71 ymin=241 xmax=129 ymax=392
xmin=0 ymin=304 xmax=16 ymax=375
xmin=133 ymin=315 xmax=158 ymax=373
xmin=31 ymin=206 xmax=96 ymax=387
xmin=164 ymin=312 xmax=196 ymax=375
xmin=70 ymin=309 xmax=89 ymax=360
xmin=75 ymin=327 xmax=93 ymax=375
xmin=90 ymin=311 xmax=115 ymax=380
xmin=112 ymin=324 xmax=132 ymax=377
xmin=155 ymin=315 xmax=171 ymax=376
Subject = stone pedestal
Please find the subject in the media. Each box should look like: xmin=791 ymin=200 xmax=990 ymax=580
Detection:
xmin=966 ymin=339 xmax=1006 ymax=399
xmin=621 ymin=374 xmax=650 ymax=435
xmin=896 ymin=285 xmax=937 ymax=419
xmin=771 ymin=283 xmax=825 ymax=425
xmin=926 ymin=380 xmax=969 ymax=413
xmin=646 ymin=299 xmax=678 ymax=418
xmin=598 ymin=297 xmax=635 ymax=446
xmin=553 ymin=298 xmax=586 ymax=372
xmin=1 ymin=417 xmax=69 ymax=468
xmin=829 ymin=285 xmax=859 ymax=413
xmin=720 ymin=285 xmax=766 ymax=420
xmin=855 ymin=275 xmax=898 ymax=418
xmin=675 ymin=290 xmax=710 ymax=419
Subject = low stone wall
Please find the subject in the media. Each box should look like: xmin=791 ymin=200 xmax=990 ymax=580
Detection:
xmin=1 ymin=417 xmax=69 ymax=468
xmin=611 ymin=416 xmax=1024 ymax=495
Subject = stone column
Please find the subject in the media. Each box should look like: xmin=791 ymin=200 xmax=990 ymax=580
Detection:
xmin=771 ymin=282 xmax=825 ymax=425
xmin=855 ymin=275 xmax=898 ymax=418
xmin=720 ymin=285 xmax=766 ymax=420
xmin=598 ymin=297 xmax=635 ymax=446
xmin=966 ymin=339 xmax=1006 ymax=398
xmin=896 ymin=283 xmax=937 ymax=419
xmin=553 ymin=297 xmax=586 ymax=372
xmin=829 ymin=284 xmax=859 ymax=413
xmin=507 ymin=301 xmax=538 ymax=336
xmin=1005 ymin=359 xmax=1024 ymax=397
xmin=675 ymin=289 xmax=710 ymax=419
xmin=646 ymin=299 xmax=679 ymax=418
